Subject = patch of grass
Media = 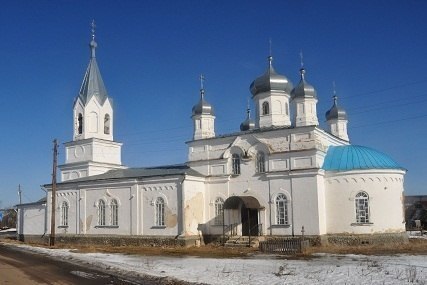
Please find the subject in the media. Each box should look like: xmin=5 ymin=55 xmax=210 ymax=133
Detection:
xmin=305 ymin=239 xmax=427 ymax=256
xmin=4 ymin=238 xmax=427 ymax=259
xmin=69 ymin=244 xmax=258 ymax=258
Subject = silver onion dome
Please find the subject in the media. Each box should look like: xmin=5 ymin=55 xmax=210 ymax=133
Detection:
xmin=250 ymin=56 xmax=293 ymax=96
xmin=240 ymin=106 xmax=255 ymax=131
xmin=192 ymin=89 xmax=214 ymax=116
xmin=291 ymin=68 xmax=317 ymax=99
xmin=326 ymin=96 xmax=348 ymax=121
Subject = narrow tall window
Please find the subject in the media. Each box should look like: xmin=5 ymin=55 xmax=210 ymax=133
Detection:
xmin=285 ymin=102 xmax=289 ymax=116
xmin=355 ymin=192 xmax=370 ymax=223
xmin=155 ymin=197 xmax=165 ymax=226
xmin=232 ymin=154 xmax=241 ymax=175
xmin=98 ymin=200 xmax=106 ymax=226
xmin=104 ymin=114 xmax=110 ymax=135
xmin=262 ymin=102 xmax=269 ymax=115
xmin=60 ymin=201 xmax=69 ymax=227
xmin=214 ymin=198 xmax=224 ymax=225
xmin=276 ymin=194 xmax=288 ymax=225
xmin=256 ymin=152 xmax=266 ymax=173
xmin=110 ymin=199 xmax=118 ymax=226
xmin=78 ymin=113 xmax=83 ymax=134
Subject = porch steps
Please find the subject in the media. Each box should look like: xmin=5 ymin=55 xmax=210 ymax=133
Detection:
xmin=224 ymin=236 xmax=265 ymax=248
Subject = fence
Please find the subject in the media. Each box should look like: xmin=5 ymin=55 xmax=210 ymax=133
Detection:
xmin=259 ymin=238 xmax=309 ymax=254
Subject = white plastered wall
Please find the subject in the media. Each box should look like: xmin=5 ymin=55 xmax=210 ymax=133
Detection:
xmin=325 ymin=169 xmax=406 ymax=234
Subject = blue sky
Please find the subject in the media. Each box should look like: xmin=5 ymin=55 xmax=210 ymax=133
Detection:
xmin=0 ymin=1 xmax=426 ymax=207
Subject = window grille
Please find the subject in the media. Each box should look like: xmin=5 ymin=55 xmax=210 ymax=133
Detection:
xmin=355 ymin=192 xmax=370 ymax=223
xmin=276 ymin=194 xmax=288 ymax=225
xmin=98 ymin=200 xmax=106 ymax=226
xmin=155 ymin=197 xmax=165 ymax=226
xmin=111 ymin=199 xmax=118 ymax=226
xmin=256 ymin=152 xmax=266 ymax=173
xmin=61 ymin=201 xmax=69 ymax=226
xmin=232 ymin=154 xmax=241 ymax=175
xmin=214 ymin=198 xmax=224 ymax=225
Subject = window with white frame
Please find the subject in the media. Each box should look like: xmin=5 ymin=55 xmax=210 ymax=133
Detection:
xmin=262 ymin=101 xmax=269 ymax=115
xmin=355 ymin=191 xmax=370 ymax=223
xmin=214 ymin=198 xmax=224 ymax=225
xmin=275 ymin=194 xmax=288 ymax=225
xmin=98 ymin=200 xmax=106 ymax=226
xmin=110 ymin=199 xmax=118 ymax=226
xmin=155 ymin=197 xmax=165 ymax=226
xmin=60 ymin=201 xmax=69 ymax=227
xmin=232 ymin=154 xmax=241 ymax=175
xmin=256 ymin=152 xmax=266 ymax=173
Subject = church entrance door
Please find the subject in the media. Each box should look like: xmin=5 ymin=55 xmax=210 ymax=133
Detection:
xmin=223 ymin=196 xmax=262 ymax=236
xmin=241 ymin=207 xmax=258 ymax=236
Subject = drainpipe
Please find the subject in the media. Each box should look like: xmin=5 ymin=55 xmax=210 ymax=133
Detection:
xmin=180 ymin=175 xmax=186 ymax=237
xmin=289 ymin=134 xmax=295 ymax=237
xmin=290 ymin=175 xmax=294 ymax=237
xmin=267 ymin=176 xmax=272 ymax=236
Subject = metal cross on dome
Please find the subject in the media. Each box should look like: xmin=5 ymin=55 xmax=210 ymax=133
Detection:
xmin=299 ymin=51 xmax=304 ymax=68
xmin=200 ymin=74 xmax=205 ymax=90
xmin=91 ymin=20 xmax=96 ymax=40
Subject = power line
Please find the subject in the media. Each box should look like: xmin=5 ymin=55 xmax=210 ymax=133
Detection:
xmin=351 ymin=114 xmax=427 ymax=129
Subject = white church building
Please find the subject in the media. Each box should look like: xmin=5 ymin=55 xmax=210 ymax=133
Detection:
xmin=17 ymin=31 xmax=407 ymax=246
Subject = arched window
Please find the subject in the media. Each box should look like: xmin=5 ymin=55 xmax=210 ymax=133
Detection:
xmin=98 ymin=200 xmax=106 ymax=226
xmin=104 ymin=114 xmax=110 ymax=135
xmin=256 ymin=152 xmax=266 ymax=173
xmin=276 ymin=194 xmax=288 ymax=225
xmin=78 ymin=113 xmax=83 ymax=134
xmin=155 ymin=197 xmax=165 ymax=226
xmin=355 ymin=192 xmax=370 ymax=223
xmin=110 ymin=199 xmax=118 ymax=226
xmin=60 ymin=201 xmax=69 ymax=227
xmin=262 ymin=102 xmax=269 ymax=115
xmin=232 ymin=154 xmax=241 ymax=175
xmin=214 ymin=198 xmax=224 ymax=225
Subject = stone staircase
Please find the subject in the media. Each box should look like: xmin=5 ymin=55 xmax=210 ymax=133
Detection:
xmin=224 ymin=236 xmax=265 ymax=248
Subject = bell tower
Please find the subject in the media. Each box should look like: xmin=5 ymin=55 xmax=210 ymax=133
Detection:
xmin=59 ymin=21 xmax=124 ymax=182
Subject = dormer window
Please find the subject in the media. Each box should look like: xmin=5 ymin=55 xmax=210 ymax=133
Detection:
xmin=262 ymin=102 xmax=269 ymax=115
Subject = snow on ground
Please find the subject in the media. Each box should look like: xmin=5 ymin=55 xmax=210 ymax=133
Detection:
xmin=5 ymin=242 xmax=427 ymax=285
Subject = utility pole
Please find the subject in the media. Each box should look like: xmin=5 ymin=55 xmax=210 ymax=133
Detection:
xmin=18 ymin=184 xmax=22 ymax=205
xmin=49 ymin=139 xmax=58 ymax=247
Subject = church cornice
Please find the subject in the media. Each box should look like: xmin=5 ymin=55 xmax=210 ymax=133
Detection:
xmin=64 ymin=137 xmax=123 ymax=147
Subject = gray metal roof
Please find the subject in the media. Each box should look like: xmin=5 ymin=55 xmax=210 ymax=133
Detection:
xmin=250 ymin=56 xmax=293 ymax=96
xmin=192 ymin=89 xmax=214 ymax=116
xmin=54 ymin=164 xmax=203 ymax=185
xmin=326 ymin=96 xmax=348 ymax=121
xmin=78 ymin=39 xmax=109 ymax=105
xmin=291 ymin=68 xmax=317 ymax=99
xmin=15 ymin=197 xmax=47 ymax=207
xmin=240 ymin=107 xmax=255 ymax=131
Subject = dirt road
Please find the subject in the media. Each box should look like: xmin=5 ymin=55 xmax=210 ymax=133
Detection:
xmin=0 ymin=243 xmax=140 ymax=284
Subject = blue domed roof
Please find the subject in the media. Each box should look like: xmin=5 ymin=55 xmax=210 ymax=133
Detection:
xmin=322 ymin=145 xmax=404 ymax=171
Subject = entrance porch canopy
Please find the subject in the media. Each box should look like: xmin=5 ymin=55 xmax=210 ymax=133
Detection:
xmin=223 ymin=196 xmax=263 ymax=210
